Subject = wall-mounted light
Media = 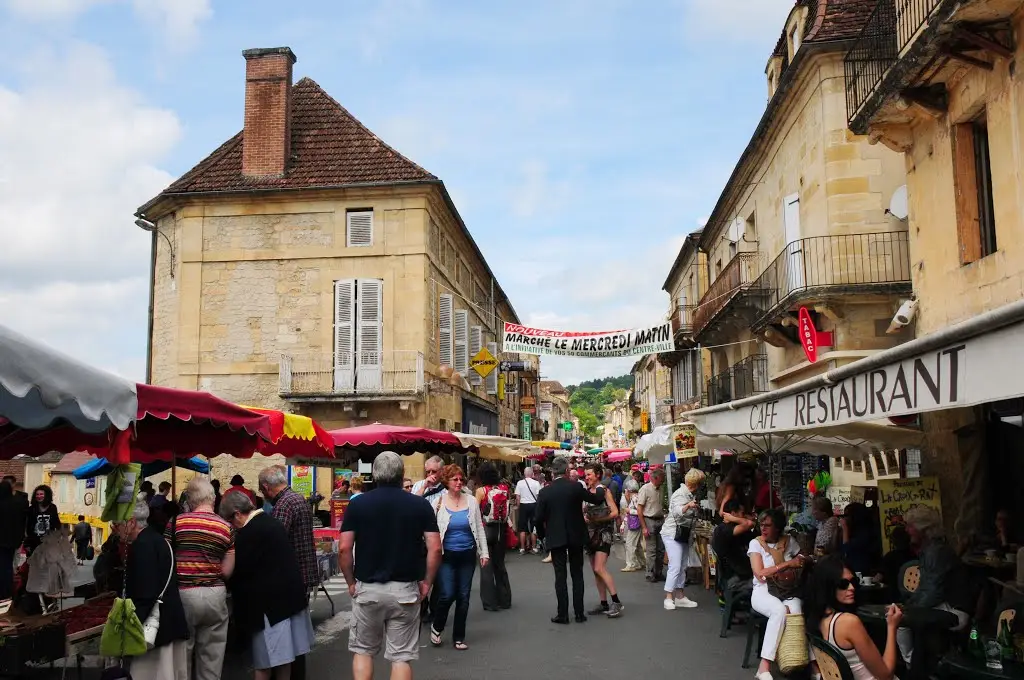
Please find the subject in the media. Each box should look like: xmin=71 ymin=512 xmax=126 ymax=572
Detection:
xmin=135 ymin=216 xmax=176 ymax=280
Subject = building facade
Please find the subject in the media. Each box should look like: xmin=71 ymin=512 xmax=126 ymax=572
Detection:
xmin=137 ymin=47 xmax=530 ymax=481
xmin=660 ymin=231 xmax=710 ymax=419
xmin=538 ymin=380 xmax=573 ymax=443
xmin=846 ymin=0 xmax=1024 ymax=530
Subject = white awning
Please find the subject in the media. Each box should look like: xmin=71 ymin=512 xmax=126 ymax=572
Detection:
xmin=687 ymin=299 xmax=1024 ymax=439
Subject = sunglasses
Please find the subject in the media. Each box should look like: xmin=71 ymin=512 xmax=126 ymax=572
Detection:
xmin=450 ymin=477 xmax=465 ymax=483
xmin=403 ymin=484 xmax=413 ymax=489
xmin=837 ymin=576 xmax=860 ymax=590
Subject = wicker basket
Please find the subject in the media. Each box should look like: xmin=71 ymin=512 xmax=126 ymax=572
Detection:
xmin=777 ymin=613 xmax=809 ymax=674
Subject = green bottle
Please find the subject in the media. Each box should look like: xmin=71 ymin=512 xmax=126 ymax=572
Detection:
xmin=999 ymin=619 xmax=1015 ymax=660
xmin=969 ymin=622 xmax=985 ymax=659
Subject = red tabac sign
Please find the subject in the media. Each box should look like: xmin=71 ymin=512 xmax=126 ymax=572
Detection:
xmin=798 ymin=307 xmax=834 ymax=363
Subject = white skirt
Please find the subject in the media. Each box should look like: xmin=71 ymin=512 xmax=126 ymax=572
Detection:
xmin=251 ymin=611 xmax=314 ymax=670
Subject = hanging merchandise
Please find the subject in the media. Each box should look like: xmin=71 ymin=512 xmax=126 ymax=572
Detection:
xmin=103 ymin=463 xmax=142 ymax=522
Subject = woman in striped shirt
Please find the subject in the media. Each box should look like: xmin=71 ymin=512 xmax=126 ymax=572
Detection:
xmin=166 ymin=478 xmax=236 ymax=680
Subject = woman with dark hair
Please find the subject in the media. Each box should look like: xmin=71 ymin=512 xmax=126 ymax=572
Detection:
xmin=748 ymin=507 xmax=808 ymax=680
xmin=718 ymin=462 xmax=752 ymax=515
xmin=475 ymin=461 xmax=511 ymax=612
xmin=841 ymin=502 xmax=881 ymax=575
xmin=806 ymin=555 xmax=902 ymax=680
xmin=25 ymin=485 xmax=60 ymax=555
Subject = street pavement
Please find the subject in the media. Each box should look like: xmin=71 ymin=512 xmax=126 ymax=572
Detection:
xmin=37 ymin=550 xmax=758 ymax=679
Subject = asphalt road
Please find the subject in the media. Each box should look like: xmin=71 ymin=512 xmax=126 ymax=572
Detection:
xmin=32 ymin=550 xmax=762 ymax=679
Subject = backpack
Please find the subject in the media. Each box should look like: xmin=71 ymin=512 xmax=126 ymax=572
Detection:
xmin=480 ymin=484 xmax=509 ymax=524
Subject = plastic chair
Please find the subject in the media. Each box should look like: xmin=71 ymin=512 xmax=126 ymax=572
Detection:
xmin=719 ymin=584 xmax=752 ymax=638
xmin=808 ymin=633 xmax=856 ymax=680
xmin=743 ymin=611 xmax=768 ymax=669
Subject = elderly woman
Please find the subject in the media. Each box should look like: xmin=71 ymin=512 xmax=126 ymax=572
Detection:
xmin=123 ymin=500 xmax=189 ymax=680
xmin=620 ymin=478 xmax=644 ymax=573
xmin=661 ymin=468 xmax=705 ymax=610
xmin=748 ymin=507 xmax=808 ymax=680
xmin=896 ymin=505 xmax=969 ymax=665
xmin=166 ymin=478 xmax=235 ymax=680
xmin=220 ymin=491 xmax=313 ymax=680
xmin=431 ymin=464 xmax=489 ymax=650
xmin=812 ymin=495 xmax=841 ymax=556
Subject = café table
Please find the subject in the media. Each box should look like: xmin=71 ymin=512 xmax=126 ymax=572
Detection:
xmin=938 ymin=650 xmax=1024 ymax=679
xmin=857 ymin=583 xmax=891 ymax=606
xmin=859 ymin=604 xmax=961 ymax=679
xmin=965 ymin=555 xmax=1018 ymax=576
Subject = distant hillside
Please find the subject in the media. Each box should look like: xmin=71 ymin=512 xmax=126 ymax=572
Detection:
xmin=566 ymin=375 xmax=632 ymax=441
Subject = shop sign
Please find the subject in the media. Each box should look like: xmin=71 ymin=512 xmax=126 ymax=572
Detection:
xmin=521 ymin=396 xmax=536 ymax=407
xmin=798 ymin=307 xmax=833 ymax=364
xmin=673 ymin=423 xmax=697 ymax=459
xmin=502 ymin=321 xmax=674 ymax=358
xmin=470 ymin=347 xmax=498 ymax=378
xmin=826 ymin=486 xmax=851 ymax=514
xmin=500 ymin=361 xmax=529 ymax=372
xmin=878 ymin=477 xmax=941 ymax=553
xmin=289 ymin=465 xmax=315 ymax=498
xmin=562 ymin=421 xmax=574 ymax=431
xmin=520 ymin=412 xmax=532 ymax=438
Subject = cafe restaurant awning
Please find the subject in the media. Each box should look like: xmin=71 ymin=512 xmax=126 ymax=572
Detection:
xmin=686 ymin=298 xmax=1024 ymax=440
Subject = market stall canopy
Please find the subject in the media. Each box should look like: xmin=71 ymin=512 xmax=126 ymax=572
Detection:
xmin=245 ymin=407 xmax=335 ymax=458
xmin=603 ymin=448 xmax=633 ymax=463
xmin=0 ymin=384 xmax=273 ymax=463
xmin=454 ymin=434 xmax=537 ymax=464
xmin=532 ymin=440 xmax=572 ymax=450
xmin=328 ymin=423 xmax=467 ymax=459
xmin=0 ymin=324 xmax=138 ymax=433
xmin=72 ymin=455 xmax=210 ymax=480
xmin=587 ymin=447 xmax=605 ymax=455
xmin=635 ymin=423 xmax=882 ymax=465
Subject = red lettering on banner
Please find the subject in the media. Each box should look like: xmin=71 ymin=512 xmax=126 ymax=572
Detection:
xmin=798 ymin=307 xmax=834 ymax=364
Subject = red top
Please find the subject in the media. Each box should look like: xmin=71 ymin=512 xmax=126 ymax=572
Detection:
xmin=754 ymin=482 xmax=781 ymax=510
xmin=225 ymin=485 xmax=259 ymax=506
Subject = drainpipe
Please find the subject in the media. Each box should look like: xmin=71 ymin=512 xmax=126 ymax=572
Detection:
xmin=144 ymin=229 xmax=156 ymax=385
xmin=689 ymin=297 xmax=1024 ymax=416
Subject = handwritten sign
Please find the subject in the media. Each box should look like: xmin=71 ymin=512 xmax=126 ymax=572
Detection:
xmin=878 ymin=477 xmax=942 ymax=553
xmin=827 ymin=486 xmax=852 ymax=515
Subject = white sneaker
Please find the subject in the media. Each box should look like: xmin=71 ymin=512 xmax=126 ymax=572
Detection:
xmin=663 ymin=599 xmax=676 ymax=611
xmin=519 ymin=548 xmax=526 ymax=555
xmin=754 ymin=672 xmax=774 ymax=680
xmin=673 ymin=596 xmax=698 ymax=608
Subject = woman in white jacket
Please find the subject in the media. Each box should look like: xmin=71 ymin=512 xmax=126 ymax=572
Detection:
xmin=661 ymin=467 xmax=706 ymax=611
xmin=430 ymin=464 xmax=490 ymax=650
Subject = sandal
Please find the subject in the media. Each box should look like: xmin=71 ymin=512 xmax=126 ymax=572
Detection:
xmin=453 ymin=641 xmax=468 ymax=651
xmin=430 ymin=627 xmax=442 ymax=647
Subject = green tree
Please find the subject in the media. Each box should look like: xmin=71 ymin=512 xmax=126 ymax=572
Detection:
xmin=572 ymin=406 xmax=601 ymax=440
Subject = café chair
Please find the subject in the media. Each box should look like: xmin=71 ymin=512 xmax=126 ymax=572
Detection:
xmin=808 ymin=633 xmax=856 ymax=680
xmin=719 ymin=584 xmax=751 ymax=638
xmin=898 ymin=560 xmax=921 ymax=599
xmin=743 ymin=612 xmax=769 ymax=669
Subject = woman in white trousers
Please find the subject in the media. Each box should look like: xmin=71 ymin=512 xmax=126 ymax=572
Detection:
xmin=660 ymin=468 xmax=705 ymax=610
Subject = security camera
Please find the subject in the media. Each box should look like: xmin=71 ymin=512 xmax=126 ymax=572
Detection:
xmin=886 ymin=298 xmax=918 ymax=334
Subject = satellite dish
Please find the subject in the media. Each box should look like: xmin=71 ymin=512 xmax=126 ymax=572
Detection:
xmin=888 ymin=185 xmax=908 ymax=220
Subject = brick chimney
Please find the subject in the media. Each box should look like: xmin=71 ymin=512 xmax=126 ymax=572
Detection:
xmin=242 ymin=47 xmax=297 ymax=178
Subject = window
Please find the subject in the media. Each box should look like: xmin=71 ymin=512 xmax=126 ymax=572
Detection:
xmin=346 ymin=210 xmax=373 ymax=247
xmin=671 ymin=353 xmax=698 ymax=404
xmin=333 ymin=279 xmax=383 ymax=391
xmin=439 ymin=294 xmax=453 ymax=367
xmin=788 ymin=23 xmax=802 ymax=58
xmin=953 ymin=117 xmax=998 ymax=263
xmin=745 ymin=212 xmax=757 ymax=242
xmin=445 ymin=239 xmax=455 ymax=271
xmin=767 ymin=69 xmax=776 ymax=99
xmin=429 ymin=219 xmax=440 ymax=257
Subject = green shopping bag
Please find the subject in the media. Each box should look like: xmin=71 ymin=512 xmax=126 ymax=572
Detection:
xmin=99 ymin=597 xmax=147 ymax=657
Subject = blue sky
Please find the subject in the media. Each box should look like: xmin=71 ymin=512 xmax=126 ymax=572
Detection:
xmin=0 ymin=0 xmax=795 ymax=386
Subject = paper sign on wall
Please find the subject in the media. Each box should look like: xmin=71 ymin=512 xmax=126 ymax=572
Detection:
xmin=877 ymin=477 xmax=942 ymax=553
xmin=826 ymin=486 xmax=852 ymax=515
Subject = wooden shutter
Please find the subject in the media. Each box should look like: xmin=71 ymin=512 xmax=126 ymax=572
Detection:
xmin=356 ymin=279 xmax=383 ymax=390
xmin=439 ymin=293 xmax=454 ymax=368
xmin=333 ymin=280 xmax=355 ymax=391
xmin=469 ymin=326 xmax=483 ymax=386
xmin=454 ymin=309 xmax=469 ymax=377
xmin=346 ymin=210 xmax=373 ymax=247
xmin=486 ymin=342 xmax=499 ymax=395
xmin=783 ymin=194 xmax=803 ymax=291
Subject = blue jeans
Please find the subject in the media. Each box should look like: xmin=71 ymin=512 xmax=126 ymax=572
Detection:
xmin=432 ymin=550 xmax=476 ymax=642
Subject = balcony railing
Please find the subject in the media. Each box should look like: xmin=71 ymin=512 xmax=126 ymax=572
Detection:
xmin=705 ymin=369 xmax=733 ymax=407
xmin=752 ymin=232 xmax=911 ymax=328
xmin=845 ymin=0 xmax=942 ymax=124
xmin=733 ymin=354 xmax=769 ymax=400
xmin=280 ymin=350 xmax=425 ymax=399
xmin=670 ymin=303 xmax=697 ymax=337
xmin=693 ymin=252 xmax=763 ymax=336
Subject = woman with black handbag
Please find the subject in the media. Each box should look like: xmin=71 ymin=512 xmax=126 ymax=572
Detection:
xmin=661 ymin=468 xmax=705 ymax=611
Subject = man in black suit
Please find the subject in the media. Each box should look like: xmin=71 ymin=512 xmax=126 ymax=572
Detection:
xmin=534 ymin=456 xmax=607 ymax=624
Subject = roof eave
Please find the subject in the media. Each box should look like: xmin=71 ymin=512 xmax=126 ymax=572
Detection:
xmin=661 ymin=231 xmax=703 ymax=293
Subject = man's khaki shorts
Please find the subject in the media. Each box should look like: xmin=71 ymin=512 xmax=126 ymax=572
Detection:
xmin=348 ymin=581 xmax=421 ymax=663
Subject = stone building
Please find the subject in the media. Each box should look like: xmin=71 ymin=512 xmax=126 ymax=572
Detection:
xmin=538 ymin=380 xmax=573 ymax=443
xmin=630 ymin=355 xmax=672 ymax=434
xmin=135 ymin=47 xmax=529 ymax=483
xmin=845 ymin=0 xmax=1024 ymax=532
xmin=660 ymin=230 xmax=710 ymax=418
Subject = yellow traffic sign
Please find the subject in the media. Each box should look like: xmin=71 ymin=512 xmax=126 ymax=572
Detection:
xmin=470 ymin=347 xmax=498 ymax=378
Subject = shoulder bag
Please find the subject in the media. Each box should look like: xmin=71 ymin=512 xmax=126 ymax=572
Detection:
xmin=143 ymin=527 xmax=175 ymax=649
xmin=757 ymin=535 xmax=803 ymax=600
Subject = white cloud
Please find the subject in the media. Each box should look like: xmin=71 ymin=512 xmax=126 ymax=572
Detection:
xmin=2 ymin=0 xmax=109 ymax=20
xmin=0 ymin=43 xmax=180 ymax=382
xmin=510 ymin=161 xmax=572 ymax=219
xmin=683 ymin=0 xmax=794 ymax=47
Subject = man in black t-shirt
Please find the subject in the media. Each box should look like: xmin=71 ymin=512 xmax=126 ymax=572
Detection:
xmin=340 ymin=451 xmax=440 ymax=680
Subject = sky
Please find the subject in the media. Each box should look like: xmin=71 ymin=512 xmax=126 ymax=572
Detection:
xmin=0 ymin=0 xmax=797 ymax=387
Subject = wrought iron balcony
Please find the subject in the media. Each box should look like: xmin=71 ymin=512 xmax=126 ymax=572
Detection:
xmin=670 ymin=302 xmax=697 ymax=337
xmin=733 ymin=354 xmax=769 ymax=400
xmin=279 ymin=350 xmax=425 ymax=401
xmin=704 ymin=368 xmax=733 ymax=407
xmin=692 ymin=252 xmax=763 ymax=337
xmin=845 ymin=0 xmax=942 ymax=127
xmin=752 ymin=232 xmax=912 ymax=329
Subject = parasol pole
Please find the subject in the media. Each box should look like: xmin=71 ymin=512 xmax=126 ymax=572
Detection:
xmin=172 ymin=458 xmax=177 ymax=501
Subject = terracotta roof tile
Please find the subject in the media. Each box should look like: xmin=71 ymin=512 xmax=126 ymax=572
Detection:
xmin=805 ymin=0 xmax=878 ymax=43
xmin=540 ymin=380 xmax=568 ymax=394
xmin=51 ymin=452 xmax=97 ymax=475
xmin=158 ymin=77 xmax=436 ymax=197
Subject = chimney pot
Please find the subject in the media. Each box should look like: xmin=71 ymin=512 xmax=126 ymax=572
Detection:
xmin=242 ymin=46 xmax=297 ymax=178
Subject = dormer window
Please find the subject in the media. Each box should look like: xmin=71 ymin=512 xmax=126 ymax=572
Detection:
xmin=768 ymin=69 xmax=777 ymax=99
xmin=788 ymin=22 xmax=802 ymax=58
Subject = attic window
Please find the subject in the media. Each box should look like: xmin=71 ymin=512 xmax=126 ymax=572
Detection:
xmin=346 ymin=210 xmax=374 ymax=247
xmin=788 ymin=20 xmax=802 ymax=59
xmin=768 ymin=69 xmax=777 ymax=99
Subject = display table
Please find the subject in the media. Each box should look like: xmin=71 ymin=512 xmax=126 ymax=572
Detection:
xmin=59 ymin=593 xmax=115 ymax=680
xmin=0 ymin=612 xmax=67 ymax=676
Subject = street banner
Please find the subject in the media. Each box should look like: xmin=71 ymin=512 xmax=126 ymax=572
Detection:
xmin=502 ymin=322 xmax=674 ymax=358
xmin=877 ymin=476 xmax=941 ymax=553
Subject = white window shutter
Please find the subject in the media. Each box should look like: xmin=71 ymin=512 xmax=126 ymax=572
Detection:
xmin=356 ymin=279 xmax=383 ymax=390
xmin=469 ymin=326 xmax=483 ymax=386
xmin=728 ymin=217 xmax=743 ymax=243
xmin=333 ymin=280 xmax=355 ymax=391
xmin=346 ymin=210 xmax=374 ymax=247
xmin=486 ymin=342 xmax=499 ymax=395
xmin=439 ymin=293 xmax=453 ymax=368
xmin=454 ymin=309 xmax=469 ymax=377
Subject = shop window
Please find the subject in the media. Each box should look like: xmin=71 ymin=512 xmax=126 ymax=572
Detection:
xmin=953 ymin=116 xmax=998 ymax=264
